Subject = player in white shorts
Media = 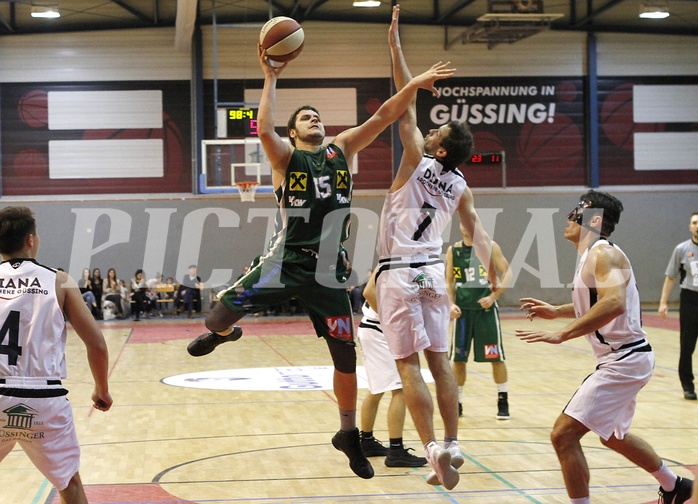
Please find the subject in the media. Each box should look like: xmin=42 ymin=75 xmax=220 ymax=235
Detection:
xmin=0 ymin=206 xmax=112 ymax=504
xmin=373 ymin=6 xmax=496 ymax=491
xmin=517 ymin=190 xmax=693 ymax=504
xmin=356 ymin=272 xmax=426 ymax=468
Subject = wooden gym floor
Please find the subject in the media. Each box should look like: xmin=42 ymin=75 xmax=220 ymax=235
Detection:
xmin=2 ymin=311 xmax=695 ymax=504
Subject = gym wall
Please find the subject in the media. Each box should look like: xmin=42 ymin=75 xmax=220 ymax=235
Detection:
xmin=0 ymin=24 xmax=696 ymax=306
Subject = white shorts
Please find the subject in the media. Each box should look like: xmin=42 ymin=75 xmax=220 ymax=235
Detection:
xmin=564 ymin=349 xmax=654 ymax=441
xmin=356 ymin=305 xmax=402 ymax=394
xmin=376 ymin=261 xmax=450 ymax=360
xmin=0 ymin=392 xmax=80 ymax=491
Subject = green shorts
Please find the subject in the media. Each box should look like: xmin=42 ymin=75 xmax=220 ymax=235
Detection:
xmin=217 ymin=248 xmax=354 ymax=343
xmin=448 ymin=307 xmax=504 ymax=363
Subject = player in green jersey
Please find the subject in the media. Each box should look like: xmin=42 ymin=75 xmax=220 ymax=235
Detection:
xmin=187 ymin=30 xmax=456 ymax=480
xmin=446 ymin=222 xmax=512 ymax=419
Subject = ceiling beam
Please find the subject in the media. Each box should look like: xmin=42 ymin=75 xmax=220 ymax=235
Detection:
xmin=110 ymin=0 xmax=153 ymax=24
xmin=0 ymin=11 xmax=14 ymax=33
xmin=572 ymin=0 xmax=626 ymax=28
xmin=435 ymin=0 xmax=478 ymax=24
xmin=304 ymin=0 xmax=331 ymax=19
xmin=175 ymin=0 xmax=198 ymax=51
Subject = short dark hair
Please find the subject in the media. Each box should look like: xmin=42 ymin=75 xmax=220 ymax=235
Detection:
xmin=0 ymin=206 xmax=36 ymax=255
xmin=287 ymin=105 xmax=320 ymax=147
xmin=438 ymin=121 xmax=474 ymax=170
xmin=580 ymin=189 xmax=624 ymax=237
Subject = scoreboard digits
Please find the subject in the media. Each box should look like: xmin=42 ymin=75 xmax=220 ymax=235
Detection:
xmin=226 ymin=108 xmax=258 ymax=137
xmin=467 ymin=152 xmax=504 ymax=165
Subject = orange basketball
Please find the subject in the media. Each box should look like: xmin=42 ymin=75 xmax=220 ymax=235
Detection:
xmin=259 ymin=16 xmax=304 ymax=64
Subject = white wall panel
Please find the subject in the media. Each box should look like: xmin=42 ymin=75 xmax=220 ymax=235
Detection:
xmin=243 ymin=88 xmax=357 ymax=127
xmin=202 ymin=22 xmax=585 ymax=80
xmin=49 ymin=139 xmax=164 ymax=178
xmin=48 ymin=90 xmax=163 ymax=130
xmin=597 ymin=33 xmax=698 ymax=76
xmin=633 ymin=85 xmax=698 ymax=123
xmin=634 ymin=132 xmax=698 ymax=170
xmin=0 ymin=27 xmax=191 ymax=82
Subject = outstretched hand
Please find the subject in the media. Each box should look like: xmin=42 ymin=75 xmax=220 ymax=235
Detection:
xmin=515 ymin=328 xmax=565 ymax=345
xmin=389 ymin=4 xmax=401 ymax=49
xmin=519 ymin=297 xmax=558 ymax=321
xmin=413 ymin=61 xmax=455 ymax=98
xmin=257 ymin=44 xmax=288 ymax=76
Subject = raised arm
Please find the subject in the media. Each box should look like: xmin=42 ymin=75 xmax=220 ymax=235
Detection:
xmin=257 ymin=45 xmax=294 ymax=188
xmin=389 ymin=5 xmax=411 ymax=91
xmin=333 ymin=61 xmax=454 ymax=163
xmin=389 ymin=4 xmax=425 ymax=182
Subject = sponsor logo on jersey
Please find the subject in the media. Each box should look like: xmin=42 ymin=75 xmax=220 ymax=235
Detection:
xmin=413 ymin=272 xmax=434 ymax=290
xmin=410 ymin=273 xmax=442 ymax=301
xmin=288 ymin=196 xmax=307 ymax=207
xmin=484 ymin=344 xmax=500 ymax=359
xmin=326 ymin=146 xmax=338 ymax=159
xmin=478 ymin=264 xmax=490 ymax=285
xmin=0 ymin=276 xmax=48 ymax=297
xmin=336 ymin=170 xmax=349 ymax=189
xmin=1 ymin=404 xmax=45 ymax=439
xmin=0 ymin=277 xmax=42 ymax=289
xmin=453 ymin=266 xmax=462 ymax=280
xmin=326 ymin=316 xmax=353 ymax=341
xmin=416 ymin=167 xmax=456 ymax=200
xmin=289 ymin=172 xmax=308 ymax=191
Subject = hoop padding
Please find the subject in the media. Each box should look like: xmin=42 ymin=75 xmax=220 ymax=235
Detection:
xmin=236 ymin=182 xmax=259 ymax=202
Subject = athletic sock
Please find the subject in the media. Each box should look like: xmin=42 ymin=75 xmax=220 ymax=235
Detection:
xmin=651 ymin=461 xmax=678 ymax=491
xmin=389 ymin=438 xmax=403 ymax=450
xmin=339 ymin=409 xmax=356 ymax=431
xmin=361 ymin=430 xmax=373 ymax=440
xmin=569 ymin=497 xmax=590 ymax=504
xmin=496 ymin=382 xmax=508 ymax=393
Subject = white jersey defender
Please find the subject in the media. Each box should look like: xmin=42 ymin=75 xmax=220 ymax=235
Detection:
xmin=0 ymin=258 xmax=67 ymax=381
xmin=378 ymin=155 xmax=466 ymax=259
xmin=0 ymin=258 xmax=80 ymax=492
xmin=572 ymin=239 xmax=648 ymax=364
xmin=376 ymin=156 xmax=468 ymax=359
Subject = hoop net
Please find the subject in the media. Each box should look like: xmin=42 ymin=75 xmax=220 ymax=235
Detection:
xmin=236 ymin=181 xmax=259 ymax=202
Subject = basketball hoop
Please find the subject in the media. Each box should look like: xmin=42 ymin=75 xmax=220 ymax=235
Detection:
xmin=236 ymin=181 xmax=259 ymax=202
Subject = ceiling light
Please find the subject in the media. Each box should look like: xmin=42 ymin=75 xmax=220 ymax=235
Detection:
xmin=639 ymin=1 xmax=670 ymax=19
xmin=31 ymin=6 xmax=60 ymax=18
xmin=353 ymin=1 xmax=381 ymax=7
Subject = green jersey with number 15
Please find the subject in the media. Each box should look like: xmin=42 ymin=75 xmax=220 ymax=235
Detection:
xmin=271 ymin=144 xmax=352 ymax=253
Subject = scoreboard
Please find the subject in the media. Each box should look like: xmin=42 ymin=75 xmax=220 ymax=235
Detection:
xmin=467 ymin=152 xmax=504 ymax=165
xmin=226 ymin=107 xmax=258 ymax=137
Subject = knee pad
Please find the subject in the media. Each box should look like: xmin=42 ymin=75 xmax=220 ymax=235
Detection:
xmin=325 ymin=337 xmax=357 ymax=374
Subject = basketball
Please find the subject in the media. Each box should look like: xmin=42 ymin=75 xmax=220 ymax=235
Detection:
xmin=259 ymin=16 xmax=304 ymax=65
